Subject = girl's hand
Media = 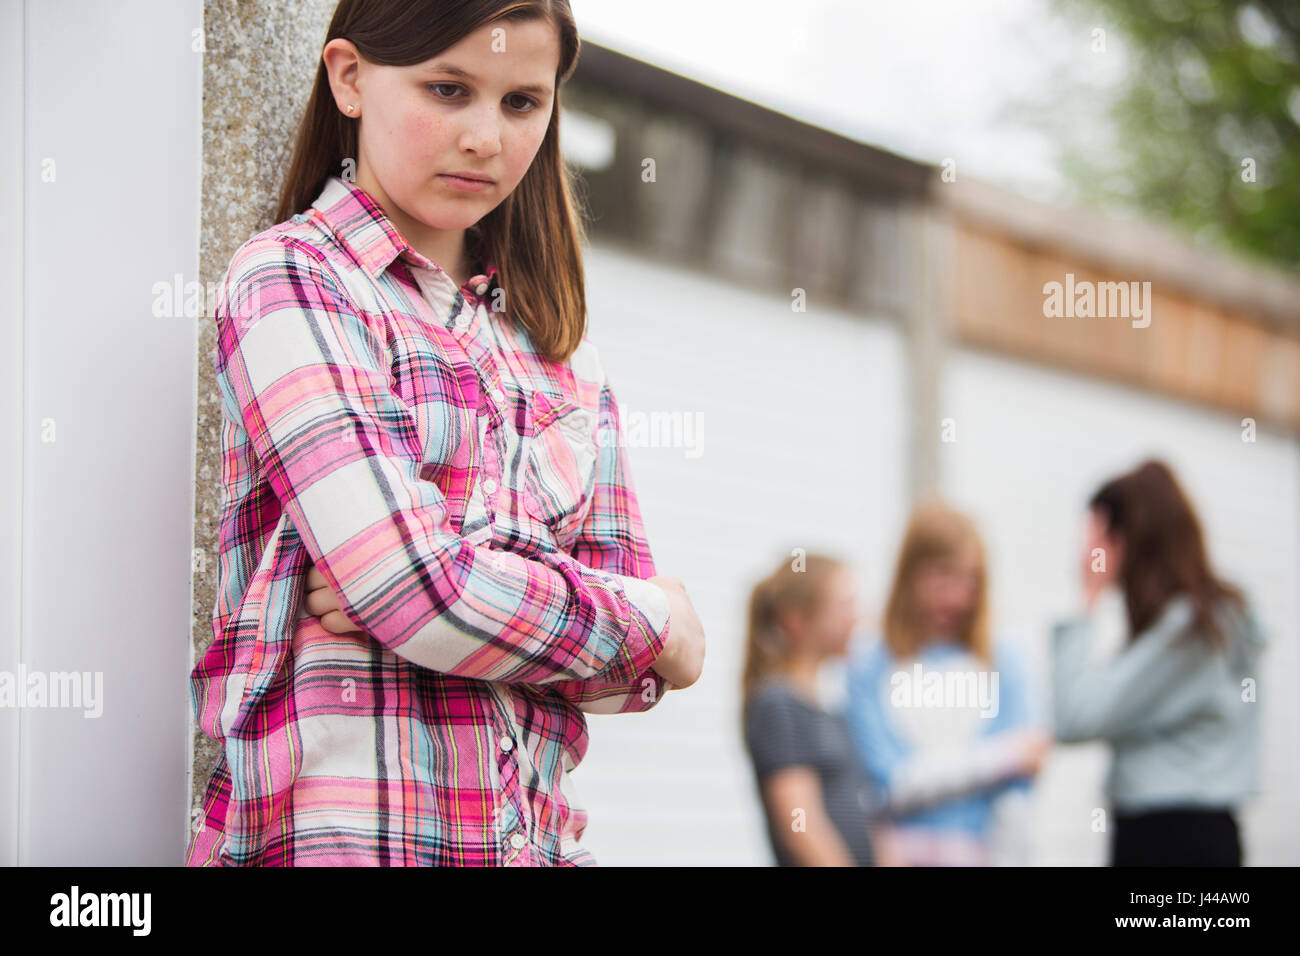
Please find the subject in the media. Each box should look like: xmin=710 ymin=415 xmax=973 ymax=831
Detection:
xmin=304 ymin=563 xmax=364 ymax=635
xmin=871 ymin=826 xmax=904 ymax=867
xmin=1080 ymin=508 xmax=1119 ymax=611
xmin=647 ymin=575 xmax=706 ymax=689
xmin=1081 ymin=572 xmax=1107 ymax=612
xmin=1010 ymin=728 xmax=1053 ymax=777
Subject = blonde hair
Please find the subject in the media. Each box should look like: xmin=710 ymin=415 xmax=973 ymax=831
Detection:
xmin=740 ymin=553 xmax=849 ymax=715
xmin=882 ymin=501 xmax=992 ymax=666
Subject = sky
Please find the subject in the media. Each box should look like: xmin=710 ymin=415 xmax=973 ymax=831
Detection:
xmin=572 ymin=0 xmax=1129 ymax=205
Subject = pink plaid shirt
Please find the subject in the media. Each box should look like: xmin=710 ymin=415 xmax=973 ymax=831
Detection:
xmin=187 ymin=176 xmax=672 ymax=866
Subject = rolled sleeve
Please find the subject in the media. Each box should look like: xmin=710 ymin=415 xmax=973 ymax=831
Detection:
xmin=545 ymin=377 xmax=673 ymax=713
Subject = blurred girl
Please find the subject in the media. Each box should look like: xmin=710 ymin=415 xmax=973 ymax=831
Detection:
xmin=741 ymin=553 xmax=889 ymax=866
xmin=1052 ymin=460 xmax=1265 ymax=866
xmin=846 ymin=502 xmax=1050 ymax=866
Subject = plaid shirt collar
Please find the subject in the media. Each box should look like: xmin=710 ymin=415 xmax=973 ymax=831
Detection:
xmin=309 ymin=174 xmax=500 ymax=305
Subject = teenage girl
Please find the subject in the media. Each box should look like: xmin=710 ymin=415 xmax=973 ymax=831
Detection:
xmin=187 ymin=0 xmax=704 ymax=867
xmin=741 ymin=553 xmax=892 ymax=866
xmin=1052 ymin=460 xmax=1265 ymax=866
xmin=845 ymin=502 xmax=1051 ymax=866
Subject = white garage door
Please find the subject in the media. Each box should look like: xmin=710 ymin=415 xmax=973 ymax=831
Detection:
xmin=573 ymin=242 xmax=909 ymax=865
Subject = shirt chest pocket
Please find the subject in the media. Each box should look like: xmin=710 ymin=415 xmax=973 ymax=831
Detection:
xmin=518 ymin=389 xmax=598 ymax=553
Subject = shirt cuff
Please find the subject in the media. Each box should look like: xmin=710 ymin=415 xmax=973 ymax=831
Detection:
xmin=606 ymin=574 xmax=672 ymax=680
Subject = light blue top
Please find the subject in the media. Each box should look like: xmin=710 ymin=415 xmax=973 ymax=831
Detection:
xmin=1050 ymin=593 xmax=1266 ymax=812
xmin=845 ymin=637 xmax=1036 ymax=838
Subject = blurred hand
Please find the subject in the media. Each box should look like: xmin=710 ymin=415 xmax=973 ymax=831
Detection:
xmin=1011 ymin=728 xmax=1053 ymax=777
xmin=1081 ymin=557 xmax=1110 ymax=612
xmin=647 ymin=575 xmax=706 ymax=689
xmin=303 ymin=562 xmax=363 ymax=635
xmin=871 ymin=827 xmax=905 ymax=867
xmin=1080 ymin=508 xmax=1120 ymax=611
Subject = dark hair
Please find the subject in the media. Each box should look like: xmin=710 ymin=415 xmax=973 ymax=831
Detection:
xmin=274 ymin=0 xmax=589 ymax=365
xmin=1090 ymin=459 xmax=1245 ymax=648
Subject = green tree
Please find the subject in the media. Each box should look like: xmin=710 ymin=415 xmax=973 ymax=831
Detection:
xmin=1054 ymin=0 xmax=1300 ymax=271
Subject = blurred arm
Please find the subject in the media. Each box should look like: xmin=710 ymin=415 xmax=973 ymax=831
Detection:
xmin=1051 ymin=597 xmax=1218 ymax=742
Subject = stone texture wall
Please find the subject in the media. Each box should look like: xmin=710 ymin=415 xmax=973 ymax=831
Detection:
xmin=189 ymin=0 xmax=335 ymax=827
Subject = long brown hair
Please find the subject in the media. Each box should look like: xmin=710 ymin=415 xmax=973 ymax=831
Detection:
xmin=740 ymin=553 xmax=849 ymax=714
xmin=1090 ymin=459 xmax=1245 ymax=648
xmin=274 ymin=0 xmax=589 ymax=365
xmin=882 ymin=501 xmax=992 ymax=666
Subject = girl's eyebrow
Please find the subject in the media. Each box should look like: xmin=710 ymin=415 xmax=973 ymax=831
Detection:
xmin=422 ymin=61 xmax=553 ymax=97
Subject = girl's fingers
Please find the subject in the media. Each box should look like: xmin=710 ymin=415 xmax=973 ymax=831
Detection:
xmin=303 ymin=566 xmax=361 ymax=636
xmin=304 ymin=587 xmax=333 ymax=616
xmin=321 ymin=610 xmax=359 ymax=635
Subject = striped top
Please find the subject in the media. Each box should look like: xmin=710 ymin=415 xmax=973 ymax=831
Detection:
xmin=186 ymin=175 xmax=672 ymax=866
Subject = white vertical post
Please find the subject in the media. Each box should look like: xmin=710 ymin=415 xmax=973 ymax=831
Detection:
xmin=0 ymin=0 xmax=27 ymax=867
xmin=16 ymin=0 xmax=202 ymax=864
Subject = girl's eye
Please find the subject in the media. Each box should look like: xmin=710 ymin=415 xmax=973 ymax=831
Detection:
xmin=427 ymin=83 xmax=537 ymax=113
xmin=505 ymin=94 xmax=538 ymax=113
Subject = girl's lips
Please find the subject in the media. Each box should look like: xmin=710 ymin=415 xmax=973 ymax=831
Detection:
xmin=439 ymin=174 xmax=493 ymax=192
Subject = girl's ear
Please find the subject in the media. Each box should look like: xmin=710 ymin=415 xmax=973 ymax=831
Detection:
xmin=774 ymin=606 xmax=802 ymax=644
xmin=322 ymin=38 xmax=364 ymax=118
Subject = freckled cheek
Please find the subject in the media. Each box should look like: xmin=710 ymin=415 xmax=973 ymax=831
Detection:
xmin=395 ymin=112 xmax=452 ymax=162
xmin=501 ymin=138 xmax=545 ymax=185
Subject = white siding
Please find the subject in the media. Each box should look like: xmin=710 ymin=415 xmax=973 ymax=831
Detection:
xmin=574 ymin=242 xmax=909 ymax=865
xmin=941 ymin=346 xmax=1300 ymax=865
xmin=0 ymin=0 xmax=23 ymax=866
xmin=10 ymin=0 xmax=201 ymax=864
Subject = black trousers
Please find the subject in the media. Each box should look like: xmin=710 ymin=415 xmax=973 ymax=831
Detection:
xmin=1111 ymin=807 xmax=1240 ymax=866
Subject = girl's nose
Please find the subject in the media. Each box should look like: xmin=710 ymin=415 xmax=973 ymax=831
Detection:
xmin=460 ymin=114 xmax=503 ymax=156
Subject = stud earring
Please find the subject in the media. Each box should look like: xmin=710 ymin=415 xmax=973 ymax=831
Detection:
xmin=346 ymin=104 xmax=356 ymax=114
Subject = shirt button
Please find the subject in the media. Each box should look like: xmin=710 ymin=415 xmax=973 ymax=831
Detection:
xmin=499 ymin=734 xmax=514 ymax=752
xmin=491 ymin=388 xmax=506 ymax=405
xmin=482 ymin=478 xmax=498 ymax=495
xmin=509 ymin=832 xmax=526 ymax=850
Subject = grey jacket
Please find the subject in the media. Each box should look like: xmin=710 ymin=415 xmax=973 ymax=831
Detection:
xmin=1051 ymin=593 xmax=1266 ymax=812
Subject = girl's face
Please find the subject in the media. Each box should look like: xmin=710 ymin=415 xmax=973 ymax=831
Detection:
xmin=784 ymin=569 xmax=861 ymax=659
xmin=913 ymin=544 xmax=981 ymax=640
xmin=336 ymin=18 xmax=560 ymax=241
